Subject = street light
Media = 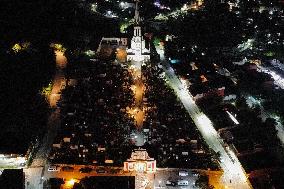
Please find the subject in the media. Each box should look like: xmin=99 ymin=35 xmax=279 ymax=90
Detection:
xmin=120 ymin=1 xmax=125 ymax=8
xmin=65 ymin=179 xmax=78 ymax=188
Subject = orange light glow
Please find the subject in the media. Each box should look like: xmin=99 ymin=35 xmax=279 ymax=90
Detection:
xmin=65 ymin=179 xmax=78 ymax=187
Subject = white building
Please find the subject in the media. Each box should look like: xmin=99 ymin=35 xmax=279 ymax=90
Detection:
xmin=96 ymin=37 xmax=128 ymax=53
xmin=124 ymin=149 xmax=156 ymax=173
xmin=127 ymin=0 xmax=150 ymax=62
xmin=100 ymin=37 xmax=127 ymax=46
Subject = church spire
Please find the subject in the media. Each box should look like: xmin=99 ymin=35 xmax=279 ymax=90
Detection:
xmin=134 ymin=0 xmax=140 ymax=25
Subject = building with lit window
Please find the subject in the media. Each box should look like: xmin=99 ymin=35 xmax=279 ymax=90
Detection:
xmin=124 ymin=149 xmax=156 ymax=173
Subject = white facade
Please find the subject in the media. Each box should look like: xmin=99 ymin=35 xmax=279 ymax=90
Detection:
xmin=123 ymin=149 xmax=156 ymax=173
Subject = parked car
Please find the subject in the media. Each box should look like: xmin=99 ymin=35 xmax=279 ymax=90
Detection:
xmin=96 ymin=168 xmax=106 ymax=174
xmin=79 ymin=167 xmax=92 ymax=173
xmin=166 ymin=180 xmax=177 ymax=186
xmin=48 ymin=165 xmax=59 ymax=172
xmin=178 ymin=180 xmax=189 ymax=186
xmin=179 ymin=170 xmax=188 ymax=176
xmin=191 ymin=170 xmax=199 ymax=176
xmin=61 ymin=166 xmax=74 ymax=172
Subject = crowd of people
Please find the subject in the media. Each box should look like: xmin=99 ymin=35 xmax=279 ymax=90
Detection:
xmin=48 ymin=59 xmax=219 ymax=170
xmin=49 ymin=60 xmax=137 ymax=165
xmin=141 ymin=64 xmax=219 ymax=170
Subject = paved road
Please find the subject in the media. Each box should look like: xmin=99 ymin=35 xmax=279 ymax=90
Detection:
xmin=25 ymin=50 xmax=67 ymax=189
xmin=127 ymin=60 xmax=147 ymax=147
xmin=257 ymin=64 xmax=284 ymax=90
xmin=160 ymin=60 xmax=251 ymax=189
xmin=42 ymin=164 xmax=220 ymax=189
xmin=129 ymin=76 xmax=145 ymax=129
xmin=42 ymin=164 xmax=151 ymax=189
xmin=153 ymin=169 xmax=198 ymax=189
xmin=49 ymin=50 xmax=67 ymax=107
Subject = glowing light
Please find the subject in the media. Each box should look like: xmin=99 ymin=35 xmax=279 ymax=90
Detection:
xmin=91 ymin=3 xmax=97 ymax=12
xmin=226 ymin=111 xmax=239 ymax=124
xmin=65 ymin=179 xmax=78 ymax=187
xmin=180 ymin=78 xmax=187 ymax=88
xmin=120 ymin=1 xmax=125 ymax=8
xmin=238 ymin=39 xmax=254 ymax=51
xmin=260 ymin=67 xmax=284 ymax=89
xmin=41 ymin=82 xmax=53 ymax=97
xmin=154 ymin=1 xmax=161 ymax=7
xmin=181 ymin=4 xmax=188 ymax=11
xmin=11 ymin=43 xmax=22 ymax=53
xmin=200 ymin=75 xmax=208 ymax=82
xmin=85 ymin=50 xmax=95 ymax=57
xmin=11 ymin=42 xmax=31 ymax=53
xmin=16 ymin=157 xmax=26 ymax=164
xmin=50 ymin=43 xmax=66 ymax=52
xmin=196 ymin=114 xmax=212 ymax=127
xmin=135 ymin=162 xmax=145 ymax=172
xmin=120 ymin=21 xmax=131 ymax=33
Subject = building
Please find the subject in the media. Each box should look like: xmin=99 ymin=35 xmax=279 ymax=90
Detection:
xmin=193 ymin=86 xmax=225 ymax=100
xmin=96 ymin=0 xmax=150 ymax=63
xmin=97 ymin=37 xmax=128 ymax=53
xmin=0 ymin=154 xmax=27 ymax=169
xmin=73 ymin=176 xmax=135 ymax=189
xmin=99 ymin=37 xmax=127 ymax=47
xmin=127 ymin=0 xmax=150 ymax=62
xmin=124 ymin=149 xmax=156 ymax=173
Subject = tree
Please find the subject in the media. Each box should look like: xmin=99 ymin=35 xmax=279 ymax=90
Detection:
xmin=195 ymin=174 xmax=214 ymax=189
xmin=167 ymin=3 xmax=244 ymax=65
xmin=73 ymin=183 xmax=83 ymax=189
xmin=235 ymin=97 xmax=247 ymax=109
xmin=47 ymin=178 xmax=64 ymax=189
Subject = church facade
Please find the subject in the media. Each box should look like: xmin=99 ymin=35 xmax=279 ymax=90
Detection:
xmin=127 ymin=0 xmax=150 ymax=62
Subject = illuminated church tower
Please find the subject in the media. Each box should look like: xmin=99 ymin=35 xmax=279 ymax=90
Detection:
xmin=127 ymin=0 xmax=150 ymax=62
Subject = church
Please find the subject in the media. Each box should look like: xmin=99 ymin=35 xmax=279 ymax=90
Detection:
xmin=97 ymin=0 xmax=150 ymax=63
xmin=126 ymin=0 xmax=150 ymax=63
xmin=96 ymin=0 xmax=150 ymax=63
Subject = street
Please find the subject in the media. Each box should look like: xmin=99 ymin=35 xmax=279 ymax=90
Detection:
xmin=24 ymin=50 xmax=67 ymax=189
xmin=153 ymin=169 xmax=198 ymax=189
xmin=160 ymin=60 xmax=251 ymax=189
xmin=257 ymin=63 xmax=284 ymax=90
xmin=38 ymin=164 xmax=210 ymax=189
